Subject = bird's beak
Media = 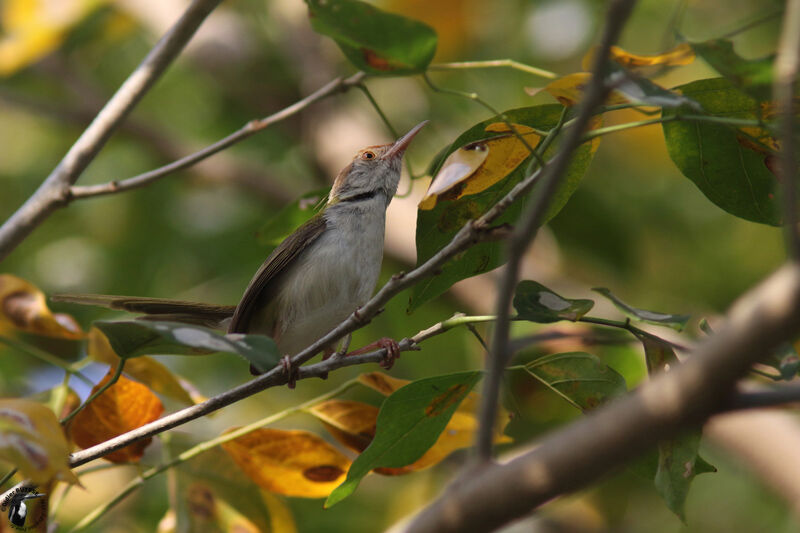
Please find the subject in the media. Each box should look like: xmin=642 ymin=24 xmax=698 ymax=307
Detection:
xmin=382 ymin=120 xmax=428 ymax=160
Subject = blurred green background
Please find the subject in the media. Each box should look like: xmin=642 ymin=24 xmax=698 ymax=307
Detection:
xmin=0 ymin=0 xmax=794 ymax=531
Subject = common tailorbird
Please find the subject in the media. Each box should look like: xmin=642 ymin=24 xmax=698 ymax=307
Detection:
xmin=54 ymin=121 xmax=428 ymax=376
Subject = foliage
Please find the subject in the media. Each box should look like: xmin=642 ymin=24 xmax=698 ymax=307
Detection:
xmin=0 ymin=0 xmax=794 ymax=532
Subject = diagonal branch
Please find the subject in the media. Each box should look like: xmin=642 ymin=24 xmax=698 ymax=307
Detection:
xmin=476 ymin=0 xmax=637 ymax=459
xmin=401 ymin=262 xmax=800 ymax=533
xmin=0 ymin=0 xmax=223 ymax=262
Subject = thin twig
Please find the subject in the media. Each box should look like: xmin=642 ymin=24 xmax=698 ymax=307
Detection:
xmin=0 ymin=336 xmax=94 ymax=387
xmin=773 ymin=0 xmax=800 ymax=259
xmin=69 ymin=72 xmax=366 ymax=200
xmin=475 ymin=0 xmax=638 ymax=460
xmin=0 ymin=0 xmax=223 ymax=262
xmin=428 ymin=60 xmax=557 ymax=79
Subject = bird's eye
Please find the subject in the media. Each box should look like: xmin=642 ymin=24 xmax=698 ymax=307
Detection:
xmin=361 ymin=151 xmax=375 ymax=160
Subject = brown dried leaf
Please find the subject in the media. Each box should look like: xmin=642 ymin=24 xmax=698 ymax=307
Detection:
xmin=0 ymin=274 xmax=84 ymax=339
xmin=221 ymin=428 xmax=350 ymax=498
xmin=0 ymin=399 xmax=78 ymax=485
xmin=70 ymin=371 xmax=164 ymax=463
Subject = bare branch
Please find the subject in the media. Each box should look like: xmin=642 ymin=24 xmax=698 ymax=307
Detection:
xmin=774 ymin=0 xmax=800 ymax=258
xmin=402 ymin=263 xmax=800 ymax=533
xmin=68 ymin=72 xmax=366 ymax=200
xmin=0 ymin=0 xmax=223 ymax=262
xmin=476 ymin=0 xmax=637 ymax=459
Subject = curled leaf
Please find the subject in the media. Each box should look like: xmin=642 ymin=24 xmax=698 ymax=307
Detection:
xmin=222 ymin=428 xmax=350 ymax=499
xmin=582 ymin=42 xmax=695 ymax=72
xmin=593 ymin=287 xmax=690 ymax=331
xmin=70 ymin=371 xmax=164 ymax=463
xmin=0 ymin=274 xmax=84 ymax=339
xmin=420 ymin=123 xmax=539 ymax=210
xmin=0 ymin=399 xmax=78 ymax=484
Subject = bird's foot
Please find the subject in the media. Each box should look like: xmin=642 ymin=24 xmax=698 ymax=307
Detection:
xmin=281 ymin=355 xmax=299 ymax=389
xmin=346 ymin=337 xmax=401 ymax=369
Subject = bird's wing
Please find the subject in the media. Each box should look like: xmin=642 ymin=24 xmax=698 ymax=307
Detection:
xmin=228 ymin=214 xmax=327 ymax=333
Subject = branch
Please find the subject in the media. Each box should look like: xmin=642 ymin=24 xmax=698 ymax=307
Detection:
xmin=0 ymin=0 xmax=222 ymax=262
xmin=476 ymin=0 xmax=637 ymax=459
xmin=68 ymin=72 xmax=366 ymax=200
xmin=773 ymin=0 xmax=800 ymax=258
xmin=402 ymin=262 xmax=800 ymax=533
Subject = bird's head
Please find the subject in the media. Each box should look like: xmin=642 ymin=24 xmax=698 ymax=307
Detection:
xmin=329 ymin=121 xmax=427 ymax=206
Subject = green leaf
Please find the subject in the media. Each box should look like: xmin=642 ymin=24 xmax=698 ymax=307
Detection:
xmin=524 ymin=352 xmax=626 ymax=411
xmin=513 ymin=280 xmax=594 ymax=323
xmin=691 ymin=39 xmax=774 ymax=101
xmin=662 ymin=77 xmax=781 ymax=225
xmin=257 ymin=188 xmax=328 ymax=246
xmin=326 ymin=371 xmax=481 ymax=507
xmin=409 ymin=104 xmax=598 ymax=312
xmin=305 ymin=0 xmax=437 ymax=76
xmin=94 ymin=320 xmax=281 ymax=373
xmin=654 ymin=433 xmax=716 ymax=521
xmin=592 ymin=287 xmax=690 ymax=331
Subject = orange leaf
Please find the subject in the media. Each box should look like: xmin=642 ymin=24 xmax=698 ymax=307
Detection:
xmin=420 ymin=123 xmax=540 ymax=210
xmin=221 ymin=428 xmax=350 ymax=498
xmin=70 ymin=371 xmax=164 ymax=463
xmin=0 ymin=399 xmax=78 ymax=485
xmin=88 ymin=328 xmax=198 ymax=405
xmin=535 ymin=72 xmax=629 ymax=107
xmin=0 ymin=274 xmax=84 ymax=339
xmin=582 ymin=42 xmax=695 ymax=72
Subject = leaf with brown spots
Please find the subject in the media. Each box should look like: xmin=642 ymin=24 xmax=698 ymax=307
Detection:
xmin=0 ymin=274 xmax=84 ymax=339
xmin=524 ymin=352 xmax=627 ymax=412
xmin=582 ymin=42 xmax=695 ymax=74
xmin=70 ymin=371 xmax=164 ymax=463
xmin=305 ymin=0 xmax=437 ymax=76
xmin=0 ymin=399 xmax=78 ymax=485
xmin=326 ymin=371 xmax=482 ymax=507
xmin=222 ymin=428 xmax=350 ymax=499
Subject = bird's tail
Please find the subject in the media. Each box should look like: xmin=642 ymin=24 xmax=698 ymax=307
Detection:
xmin=51 ymin=294 xmax=236 ymax=329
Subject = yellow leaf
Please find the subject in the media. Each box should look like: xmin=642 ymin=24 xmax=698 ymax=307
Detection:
xmin=309 ymin=395 xmax=511 ymax=476
xmin=221 ymin=429 xmax=350 ymax=499
xmin=88 ymin=328 xmax=198 ymax=406
xmin=261 ymin=491 xmax=298 ymax=533
xmin=0 ymin=399 xmax=78 ymax=485
xmin=582 ymin=42 xmax=695 ymax=72
xmin=535 ymin=72 xmax=628 ymax=107
xmin=420 ymin=123 xmax=540 ymax=210
xmin=183 ymin=483 xmax=261 ymax=533
xmin=0 ymin=274 xmax=84 ymax=339
xmin=307 ymin=400 xmax=377 ymax=453
xmin=70 ymin=371 xmax=164 ymax=463
xmin=0 ymin=0 xmax=108 ymax=76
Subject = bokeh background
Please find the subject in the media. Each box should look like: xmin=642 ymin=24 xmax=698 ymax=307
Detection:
xmin=0 ymin=0 xmax=795 ymax=531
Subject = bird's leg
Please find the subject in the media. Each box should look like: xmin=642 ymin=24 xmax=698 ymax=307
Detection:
xmin=280 ymin=355 xmax=299 ymax=389
xmin=345 ymin=338 xmax=401 ymax=369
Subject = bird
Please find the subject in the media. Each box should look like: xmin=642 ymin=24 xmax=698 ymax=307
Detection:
xmin=54 ymin=121 xmax=428 ymax=380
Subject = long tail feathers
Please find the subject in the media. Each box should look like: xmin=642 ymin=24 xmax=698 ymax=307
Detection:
xmin=52 ymin=294 xmax=236 ymax=328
